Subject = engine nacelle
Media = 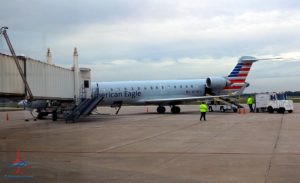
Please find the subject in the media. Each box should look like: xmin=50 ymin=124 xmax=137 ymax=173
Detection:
xmin=206 ymin=77 xmax=230 ymax=94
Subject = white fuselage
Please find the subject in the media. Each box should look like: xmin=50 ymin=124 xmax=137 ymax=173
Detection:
xmin=93 ymin=79 xmax=207 ymax=106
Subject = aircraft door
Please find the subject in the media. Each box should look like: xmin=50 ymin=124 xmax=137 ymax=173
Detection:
xmin=160 ymin=84 xmax=166 ymax=95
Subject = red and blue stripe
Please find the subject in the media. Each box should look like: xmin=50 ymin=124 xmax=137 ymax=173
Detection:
xmin=224 ymin=62 xmax=253 ymax=90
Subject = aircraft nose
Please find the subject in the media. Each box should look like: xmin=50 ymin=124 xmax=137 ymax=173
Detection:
xmin=18 ymin=100 xmax=26 ymax=108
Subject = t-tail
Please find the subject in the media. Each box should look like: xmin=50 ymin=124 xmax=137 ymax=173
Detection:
xmin=224 ymin=56 xmax=258 ymax=93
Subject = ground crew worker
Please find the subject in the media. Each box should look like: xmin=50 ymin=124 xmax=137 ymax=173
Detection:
xmin=247 ymin=96 xmax=254 ymax=112
xmin=199 ymin=102 xmax=208 ymax=121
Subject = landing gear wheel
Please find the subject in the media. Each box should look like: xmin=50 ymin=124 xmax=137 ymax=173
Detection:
xmin=171 ymin=106 xmax=181 ymax=114
xmin=288 ymin=110 xmax=293 ymax=113
xmin=37 ymin=113 xmax=43 ymax=119
xmin=157 ymin=106 xmax=166 ymax=114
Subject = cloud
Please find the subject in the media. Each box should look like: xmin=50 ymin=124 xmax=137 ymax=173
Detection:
xmin=1 ymin=0 xmax=300 ymax=92
xmin=46 ymin=8 xmax=300 ymax=62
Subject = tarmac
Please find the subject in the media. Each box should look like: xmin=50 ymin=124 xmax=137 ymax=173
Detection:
xmin=0 ymin=104 xmax=299 ymax=183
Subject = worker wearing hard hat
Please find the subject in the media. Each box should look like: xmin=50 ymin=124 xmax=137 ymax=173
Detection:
xmin=199 ymin=102 xmax=208 ymax=121
xmin=247 ymin=96 xmax=254 ymax=112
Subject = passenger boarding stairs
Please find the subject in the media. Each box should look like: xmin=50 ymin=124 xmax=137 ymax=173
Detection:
xmin=65 ymin=95 xmax=104 ymax=123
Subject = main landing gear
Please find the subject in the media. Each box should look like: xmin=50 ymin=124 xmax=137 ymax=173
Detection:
xmin=171 ymin=106 xmax=180 ymax=114
xmin=157 ymin=106 xmax=166 ymax=114
xmin=156 ymin=105 xmax=181 ymax=114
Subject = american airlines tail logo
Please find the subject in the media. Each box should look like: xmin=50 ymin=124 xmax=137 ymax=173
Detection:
xmin=225 ymin=58 xmax=255 ymax=91
xmin=3 ymin=148 xmax=33 ymax=179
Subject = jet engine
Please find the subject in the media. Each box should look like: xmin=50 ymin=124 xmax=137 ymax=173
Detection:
xmin=206 ymin=77 xmax=231 ymax=94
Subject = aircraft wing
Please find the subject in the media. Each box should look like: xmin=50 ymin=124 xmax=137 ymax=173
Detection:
xmin=139 ymin=94 xmax=231 ymax=105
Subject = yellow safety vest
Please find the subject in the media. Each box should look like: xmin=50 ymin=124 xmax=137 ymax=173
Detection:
xmin=200 ymin=104 xmax=207 ymax=112
xmin=247 ymin=97 xmax=254 ymax=105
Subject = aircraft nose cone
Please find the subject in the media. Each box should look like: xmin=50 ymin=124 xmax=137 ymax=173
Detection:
xmin=18 ymin=100 xmax=26 ymax=108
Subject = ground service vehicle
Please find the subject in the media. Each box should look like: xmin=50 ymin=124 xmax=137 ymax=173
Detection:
xmin=208 ymin=100 xmax=238 ymax=113
xmin=255 ymin=92 xmax=293 ymax=114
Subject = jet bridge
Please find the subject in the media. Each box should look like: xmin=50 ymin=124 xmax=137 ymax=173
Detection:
xmin=0 ymin=27 xmax=102 ymax=122
xmin=0 ymin=27 xmax=91 ymax=100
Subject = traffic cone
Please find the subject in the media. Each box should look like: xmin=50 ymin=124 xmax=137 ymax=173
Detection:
xmin=238 ymin=108 xmax=246 ymax=114
xmin=242 ymin=108 xmax=246 ymax=114
xmin=6 ymin=113 xmax=10 ymax=121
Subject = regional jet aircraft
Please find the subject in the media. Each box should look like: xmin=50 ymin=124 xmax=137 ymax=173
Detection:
xmin=91 ymin=56 xmax=256 ymax=114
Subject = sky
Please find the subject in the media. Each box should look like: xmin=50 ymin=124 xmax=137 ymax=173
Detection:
xmin=1 ymin=0 xmax=300 ymax=92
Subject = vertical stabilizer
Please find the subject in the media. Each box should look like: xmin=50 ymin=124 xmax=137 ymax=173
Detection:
xmin=224 ymin=56 xmax=257 ymax=92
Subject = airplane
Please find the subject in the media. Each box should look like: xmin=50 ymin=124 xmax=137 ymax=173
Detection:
xmin=91 ymin=56 xmax=257 ymax=114
xmin=18 ymin=56 xmax=260 ymax=118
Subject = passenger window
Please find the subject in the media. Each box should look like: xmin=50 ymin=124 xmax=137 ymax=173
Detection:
xmin=180 ymin=85 xmax=182 ymax=88
xmin=156 ymin=86 xmax=159 ymax=89
xmin=161 ymin=86 xmax=164 ymax=89
xmin=174 ymin=86 xmax=177 ymax=89
xmin=186 ymin=85 xmax=188 ymax=88
xmin=110 ymin=88 xmax=113 ymax=91
xmin=144 ymin=87 xmax=147 ymax=90
xmin=150 ymin=86 xmax=153 ymax=90
xmin=137 ymin=87 xmax=140 ymax=90
xmin=124 ymin=88 xmax=127 ymax=91
xmin=191 ymin=85 xmax=193 ymax=88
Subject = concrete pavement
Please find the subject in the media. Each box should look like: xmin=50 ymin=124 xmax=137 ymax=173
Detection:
xmin=0 ymin=104 xmax=299 ymax=182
